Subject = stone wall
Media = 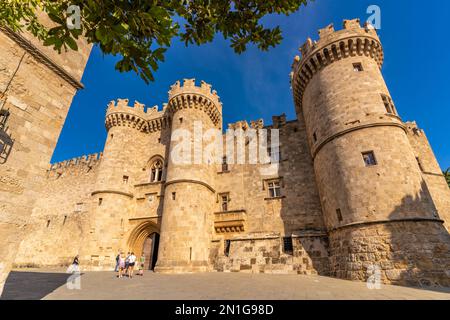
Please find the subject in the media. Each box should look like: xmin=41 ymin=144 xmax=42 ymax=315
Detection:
xmin=14 ymin=154 xmax=101 ymax=267
xmin=214 ymin=233 xmax=329 ymax=275
xmin=0 ymin=27 xmax=91 ymax=293
xmin=329 ymin=221 xmax=450 ymax=287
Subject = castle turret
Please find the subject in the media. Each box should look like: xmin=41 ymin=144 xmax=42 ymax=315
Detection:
xmin=155 ymin=79 xmax=222 ymax=273
xmin=87 ymin=99 xmax=169 ymax=268
xmin=291 ymin=19 xmax=450 ymax=286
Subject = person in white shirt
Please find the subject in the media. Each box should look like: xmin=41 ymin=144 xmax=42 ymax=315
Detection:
xmin=128 ymin=252 xmax=137 ymax=278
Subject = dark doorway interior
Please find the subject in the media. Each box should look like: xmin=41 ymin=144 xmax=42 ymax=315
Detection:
xmin=142 ymin=232 xmax=160 ymax=270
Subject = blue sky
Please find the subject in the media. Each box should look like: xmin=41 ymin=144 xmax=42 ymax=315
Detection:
xmin=52 ymin=0 xmax=450 ymax=170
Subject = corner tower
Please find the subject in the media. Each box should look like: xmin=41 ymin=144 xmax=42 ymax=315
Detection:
xmin=155 ymin=79 xmax=222 ymax=273
xmin=291 ymin=19 xmax=450 ymax=286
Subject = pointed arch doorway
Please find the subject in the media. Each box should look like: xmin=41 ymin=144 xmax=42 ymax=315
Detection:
xmin=127 ymin=220 xmax=160 ymax=271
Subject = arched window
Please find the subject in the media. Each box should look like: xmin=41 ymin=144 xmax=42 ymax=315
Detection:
xmin=150 ymin=159 xmax=163 ymax=182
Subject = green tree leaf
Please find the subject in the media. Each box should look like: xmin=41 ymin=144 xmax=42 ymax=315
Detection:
xmin=0 ymin=0 xmax=310 ymax=83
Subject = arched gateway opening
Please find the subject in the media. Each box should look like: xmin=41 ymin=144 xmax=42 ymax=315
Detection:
xmin=127 ymin=221 xmax=160 ymax=271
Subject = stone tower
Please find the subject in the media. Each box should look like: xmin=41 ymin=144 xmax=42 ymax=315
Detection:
xmin=291 ymin=19 xmax=450 ymax=285
xmin=155 ymin=79 xmax=222 ymax=273
xmin=87 ymin=99 xmax=169 ymax=268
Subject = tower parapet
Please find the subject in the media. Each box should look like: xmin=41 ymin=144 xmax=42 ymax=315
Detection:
xmin=291 ymin=19 xmax=384 ymax=110
xmin=167 ymin=79 xmax=222 ymax=128
xmin=105 ymin=99 xmax=169 ymax=133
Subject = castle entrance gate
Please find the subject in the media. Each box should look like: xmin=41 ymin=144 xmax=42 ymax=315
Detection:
xmin=127 ymin=220 xmax=160 ymax=270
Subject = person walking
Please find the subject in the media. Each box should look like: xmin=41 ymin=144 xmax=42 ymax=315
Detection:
xmin=128 ymin=252 xmax=137 ymax=278
xmin=125 ymin=252 xmax=130 ymax=275
xmin=114 ymin=251 xmax=120 ymax=272
xmin=117 ymin=252 xmax=126 ymax=278
xmin=138 ymin=253 xmax=145 ymax=276
xmin=72 ymin=255 xmax=79 ymax=266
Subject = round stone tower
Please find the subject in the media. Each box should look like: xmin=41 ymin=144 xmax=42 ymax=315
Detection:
xmin=155 ymin=79 xmax=222 ymax=273
xmin=87 ymin=99 xmax=161 ymax=269
xmin=291 ymin=19 xmax=450 ymax=286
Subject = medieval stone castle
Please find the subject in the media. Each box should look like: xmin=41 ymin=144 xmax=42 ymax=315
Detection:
xmin=1 ymin=18 xmax=450 ymax=290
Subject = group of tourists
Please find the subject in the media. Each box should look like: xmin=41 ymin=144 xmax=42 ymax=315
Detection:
xmin=115 ymin=251 xmax=145 ymax=278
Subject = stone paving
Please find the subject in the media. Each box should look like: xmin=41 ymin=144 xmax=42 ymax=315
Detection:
xmin=1 ymin=269 xmax=449 ymax=300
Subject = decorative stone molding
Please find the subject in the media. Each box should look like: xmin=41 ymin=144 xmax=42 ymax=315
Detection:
xmin=164 ymin=179 xmax=215 ymax=193
xmin=214 ymin=210 xmax=246 ymax=234
xmin=329 ymin=217 xmax=445 ymax=233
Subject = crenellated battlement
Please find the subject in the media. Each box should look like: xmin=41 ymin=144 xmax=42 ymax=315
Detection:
xmin=47 ymin=152 xmax=103 ymax=178
xmin=227 ymin=119 xmax=264 ymax=131
xmin=405 ymin=121 xmax=425 ymax=137
xmin=291 ymin=18 xmax=384 ymax=110
xmin=168 ymin=79 xmax=222 ymax=108
xmin=167 ymin=79 xmax=222 ymax=128
xmin=105 ymin=99 xmax=169 ymax=133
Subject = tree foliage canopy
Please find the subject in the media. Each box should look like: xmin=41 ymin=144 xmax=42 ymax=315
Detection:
xmin=0 ymin=0 xmax=309 ymax=83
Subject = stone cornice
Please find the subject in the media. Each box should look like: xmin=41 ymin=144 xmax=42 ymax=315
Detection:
xmin=165 ymin=179 xmax=215 ymax=193
xmin=91 ymin=190 xmax=134 ymax=198
xmin=329 ymin=217 xmax=444 ymax=233
xmin=312 ymin=122 xmax=406 ymax=160
xmin=0 ymin=26 xmax=84 ymax=90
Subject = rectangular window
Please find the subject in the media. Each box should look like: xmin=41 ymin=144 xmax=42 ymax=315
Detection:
xmin=336 ymin=209 xmax=343 ymax=222
xmin=224 ymin=240 xmax=231 ymax=257
xmin=220 ymin=194 xmax=229 ymax=212
xmin=122 ymin=175 xmax=129 ymax=184
xmin=353 ymin=62 xmax=363 ymax=72
xmin=268 ymin=180 xmax=281 ymax=198
xmin=381 ymin=94 xmax=397 ymax=115
xmin=98 ymin=198 xmax=103 ymax=206
xmin=283 ymin=237 xmax=293 ymax=254
xmin=172 ymin=192 xmax=176 ymax=200
xmin=362 ymin=151 xmax=377 ymax=166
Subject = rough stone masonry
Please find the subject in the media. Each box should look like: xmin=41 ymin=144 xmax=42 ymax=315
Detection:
xmin=1 ymin=19 xmax=449 ymax=292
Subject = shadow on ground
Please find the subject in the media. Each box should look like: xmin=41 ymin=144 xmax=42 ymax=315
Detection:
xmin=0 ymin=271 xmax=72 ymax=300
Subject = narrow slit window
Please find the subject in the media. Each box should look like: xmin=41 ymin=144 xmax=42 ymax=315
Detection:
xmin=362 ymin=151 xmax=377 ymax=167
xmin=172 ymin=192 xmax=176 ymax=200
xmin=98 ymin=198 xmax=103 ymax=206
xmin=222 ymin=156 xmax=228 ymax=172
xmin=313 ymin=132 xmax=317 ymax=142
xmin=336 ymin=209 xmax=343 ymax=222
